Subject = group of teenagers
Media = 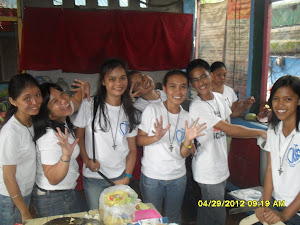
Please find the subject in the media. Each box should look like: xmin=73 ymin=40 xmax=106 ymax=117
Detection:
xmin=0 ymin=57 xmax=299 ymax=225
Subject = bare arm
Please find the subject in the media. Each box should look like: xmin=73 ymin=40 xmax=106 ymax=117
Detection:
xmin=3 ymin=165 xmax=32 ymax=222
xmin=136 ymin=115 xmax=171 ymax=146
xmin=114 ymin=136 xmax=137 ymax=185
xmin=214 ymin=120 xmax=266 ymax=139
xmin=42 ymin=128 xmax=78 ymax=185
xmin=70 ymin=79 xmax=91 ymax=112
xmin=76 ymin=127 xmax=100 ymax=172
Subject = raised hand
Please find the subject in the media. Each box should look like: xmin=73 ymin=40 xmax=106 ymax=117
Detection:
xmin=129 ymin=82 xmax=141 ymax=100
xmin=185 ymin=118 xmax=207 ymax=142
xmin=55 ymin=127 xmax=79 ymax=159
xmin=71 ymin=79 xmax=91 ymax=102
xmin=244 ymin=96 xmax=255 ymax=110
xmin=152 ymin=115 xmax=171 ymax=141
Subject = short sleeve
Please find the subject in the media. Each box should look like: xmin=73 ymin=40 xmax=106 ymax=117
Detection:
xmin=73 ymin=98 xmax=92 ymax=128
xmin=0 ymin=130 xmax=18 ymax=165
xmin=138 ymin=105 xmax=155 ymax=135
xmin=37 ymin=130 xmax=61 ymax=165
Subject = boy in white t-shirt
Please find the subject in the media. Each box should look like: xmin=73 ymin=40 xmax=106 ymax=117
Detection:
xmin=186 ymin=59 xmax=267 ymax=225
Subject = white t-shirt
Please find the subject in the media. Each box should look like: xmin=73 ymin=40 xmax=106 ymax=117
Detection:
xmin=73 ymin=98 xmax=137 ymax=179
xmin=139 ymin=102 xmax=192 ymax=180
xmin=134 ymin=90 xmax=167 ymax=112
xmin=189 ymin=93 xmax=232 ymax=184
xmin=36 ymin=127 xmax=80 ymax=190
xmin=0 ymin=116 xmax=36 ymax=196
xmin=222 ymin=85 xmax=238 ymax=108
xmin=264 ymin=121 xmax=300 ymax=207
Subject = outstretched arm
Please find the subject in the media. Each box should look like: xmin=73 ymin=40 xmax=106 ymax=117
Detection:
xmin=214 ymin=120 xmax=266 ymax=139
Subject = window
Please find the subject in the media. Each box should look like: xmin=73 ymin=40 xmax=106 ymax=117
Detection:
xmin=119 ymin=0 xmax=128 ymax=7
xmin=53 ymin=0 xmax=62 ymax=6
xmin=98 ymin=0 xmax=108 ymax=7
xmin=140 ymin=0 xmax=147 ymax=8
xmin=75 ymin=0 xmax=86 ymax=6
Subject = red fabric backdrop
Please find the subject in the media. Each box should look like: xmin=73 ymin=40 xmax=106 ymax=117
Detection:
xmin=19 ymin=8 xmax=193 ymax=73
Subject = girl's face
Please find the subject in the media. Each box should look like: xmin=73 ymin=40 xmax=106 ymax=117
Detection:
xmin=102 ymin=67 xmax=128 ymax=98
xmin=130 ymin=72 xmax=154 ymax=97
xmin=163 ymin=74 xmax=188 ymax=107
xmin=190 ymin=67 xmax=211 ymax=97
xmin=272 ymin=86 xmax=300 ymax=123
xmin=211 ymin=67 xmax=227 ymax=86
xmin=9 ymin=85 xmax=42 ymax=117
xmin=48 ymin=87 xmax=72 ymax=122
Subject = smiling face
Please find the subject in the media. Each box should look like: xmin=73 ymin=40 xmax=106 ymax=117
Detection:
xmin=163 ymin=74 xmax=188 ymax=108
xmin=272 ymin=86 xmax=300 ymax=124
xmin=189 ymin=67 xmax=212 ymax=99
xmin=102 ymin=66 xmax=128 ymax=99
xmin=10 ymin=85 xmax=42 ymax=119
xmin=48 ymin=87 xmax=72 ymax=122
xmin=130 ymin=72 xmax=155 ymax=97
xmin=211 ymin=66 xmax=227 ymax=87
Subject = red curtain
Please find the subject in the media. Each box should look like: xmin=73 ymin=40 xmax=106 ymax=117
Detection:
xmin=19 ymin=8 xmax=193 ymax=73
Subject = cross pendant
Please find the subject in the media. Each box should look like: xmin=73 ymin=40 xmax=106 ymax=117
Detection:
xmin=278 ymin=167 xmax=283 ymax=176
xmin=112 ymin=143 xmax=117 ymax=150
xmin=169 ymin=145 xmax=173 ymax=152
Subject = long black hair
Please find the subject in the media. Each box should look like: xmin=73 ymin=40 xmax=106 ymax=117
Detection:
xmin=4 ymin=73 xmax=40 ymax=125
xmin=33 ymin=83 xmax=74 ymax=142
xmin=93 ymin=58 xmax=140 ymax=133
xmin=268 ymin=75 xmax=300 ymax=132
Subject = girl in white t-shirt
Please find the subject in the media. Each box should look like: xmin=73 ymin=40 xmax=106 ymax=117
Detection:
xmin=31 ymin=80 xmax=90 ymax=217
xmin=0 ymin=73 xmax=42 ymax=224
xmin=255 ymin=75 xmax=300 ymax=225
xmin=137 ymin=70 xmax=206 ymax=224
xmin=211 ymin=61 xmax=255 ymax=117
xmin=74 ymin=58 xmax=140 ymax=210
xmin=127 ymin=70 xmax=167 ymax=183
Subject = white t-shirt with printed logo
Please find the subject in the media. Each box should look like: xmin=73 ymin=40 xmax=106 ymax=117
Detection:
xmin=0 ymin=116 xmax=36 ymax=196
xmin=264 ymin=121 xmax=300 ymax=207
xmin=189 ymin=92 xmax=232 ymax=184
xmin=139 ymin=101 xmax=192 ymax=180
xmin=74 ymin=98 xmax=137 ymax=179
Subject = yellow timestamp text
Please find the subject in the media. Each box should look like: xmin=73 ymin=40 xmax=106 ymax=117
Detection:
xmin=197 ymin=200 xmax=285 ymax=208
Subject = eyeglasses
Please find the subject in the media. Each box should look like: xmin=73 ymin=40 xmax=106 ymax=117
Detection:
xmin=190 ymin=73 xmax=210 ymax=83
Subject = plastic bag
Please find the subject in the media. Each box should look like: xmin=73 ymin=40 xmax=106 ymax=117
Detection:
xmin=99 ymin=185 xmax=138 ymax=225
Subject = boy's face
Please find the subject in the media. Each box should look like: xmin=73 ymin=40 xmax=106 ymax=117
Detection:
xmin=189 ymin=67 xmax=212 ymax=97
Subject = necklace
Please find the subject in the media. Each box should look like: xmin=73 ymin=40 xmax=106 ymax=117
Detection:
xmin=142 ymin=91 xmax=162 ymax=103
xmin=165 ymin=101 xmax=180 ymax=152
xmin=14 ymin=114 xmax=34 ymax=139
xmin=278 ymin=133 xmax=295 ymax=176
xmin=107 ymin=104 xmax=121 ymax=150
xmin=199 ymin=93 xmax=221 ymax=118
